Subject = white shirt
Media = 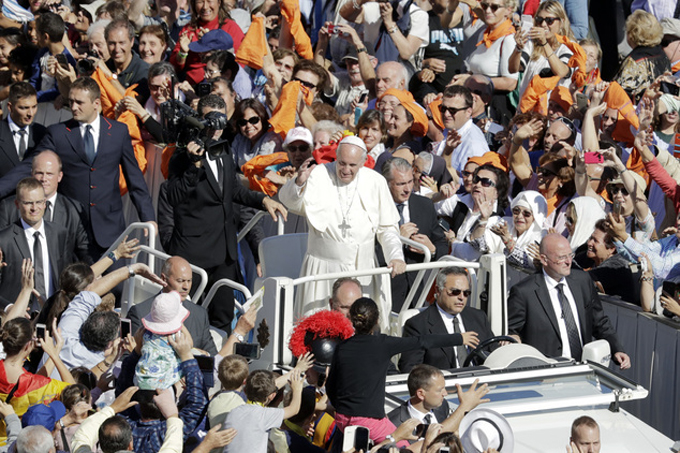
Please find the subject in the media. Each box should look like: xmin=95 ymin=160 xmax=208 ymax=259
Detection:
xmin=436 ymin=302 xmax=466 ymax=367
xmin=79 ymin=116 xmax=101 ymax=156
xmin=21 ymin=219 xmax=52 ymax=298
xmin=397 ymin=198 xmax=410 ymax=224
xmin=45 ymin=192 xmax=57 ymax=222
xmin=435 ymin=119 xmax=489 ymax=172
xmin=205 ymin=154 xmax=220 ymax=184
xmin=8 ymin=115 xmax=27 ymax=158
xmin=542 ymin=270 xmax=583 ymax=359
xmin=407 ymin=401 xmax=437 ymax=423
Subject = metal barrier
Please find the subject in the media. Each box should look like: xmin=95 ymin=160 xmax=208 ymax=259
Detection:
xmin=398 ymin=235 xmax=431 ymax=313
xmin=102 ymin=222 xmax=157 ymax=271
xmin=237 ymin=211 xmax=285 ymax=243
xmin=202 ymin=278 xmax=252 ymax=310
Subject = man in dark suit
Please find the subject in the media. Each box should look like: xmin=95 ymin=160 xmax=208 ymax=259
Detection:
xmin=127 ymin=256 xmax=217 ymax=355
xmin=508 ymin=233 xmax=631 ymax=369
xmin=0 ymin=82 xmax=46 ymax=179
xmin=0 ymin=177 xmax=70 ymax=308
xmin=166 ymin=94 xmax=286 ymax=332
xmin=399 ymin=267 xmax=494 ymax=373
xmin=388 ymin=364 xmax=450 ymax=430
xmin=0 ymin=150 xmax=90 ymax=263
xmin=380 ymin=158 xmax=448 ymax=312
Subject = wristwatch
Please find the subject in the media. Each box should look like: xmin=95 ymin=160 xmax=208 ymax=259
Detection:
xmin=127 ymin=266 xmax=135 ymax=279
xmin=233 ymin=332 xmax=245 ymax=343
xmin=107 ymin=251 xmax=118 ymax=263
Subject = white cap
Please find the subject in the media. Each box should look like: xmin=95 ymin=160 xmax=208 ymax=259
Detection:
xmin=283 ymin=127 xmax=313 ymax=148
xmin=338 ymin=135 xmax=368 ymax=154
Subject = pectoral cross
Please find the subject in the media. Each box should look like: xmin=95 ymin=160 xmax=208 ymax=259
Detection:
xmin=339 ymin=217 xmax=351 ymax=238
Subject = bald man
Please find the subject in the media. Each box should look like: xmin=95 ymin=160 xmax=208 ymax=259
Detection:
xmin=0 ymin=150 xmax=90 ymax=263
xmin=127 ymin=256 xmax=217 ymax=355
xmin=508 ymin=233 xmax=630 ymax=369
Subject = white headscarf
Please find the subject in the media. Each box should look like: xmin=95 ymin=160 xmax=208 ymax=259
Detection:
xmin=568 ymin=197 xmax=606 ymax=251
xmin=508 ymin=190 xmax=548 ymax=249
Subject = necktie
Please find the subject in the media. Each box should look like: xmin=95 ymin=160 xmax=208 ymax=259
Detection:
xmin=396 ymin=203 xmax=405 ymax=226
xmin=556 ymin=283 xmax=582 ymax=360
xmin=83 ymin=125 xmax=95 ymax=164
xmin=33 ymin=231 xmax=45 ymax=299
xmin=215 ymin=156 xmax=224 ymax=192
xmin=452 ymin=316 xmax=468 ymax=367
xmin=44 ymin=200 xmax=52 ymax=222
xmin=423 ymin=413 xmax=433 ymax=425
xmin=16 ymin=129 xmax=27 ymax=160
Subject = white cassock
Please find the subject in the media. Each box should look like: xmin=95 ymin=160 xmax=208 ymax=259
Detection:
xmin=279 ymin=163 xmax=404 ymax=329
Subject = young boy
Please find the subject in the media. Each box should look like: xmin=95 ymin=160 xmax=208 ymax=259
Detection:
xmin=223 ymin=369 xmax=303 ymax=453
xmin=207 ymin=355 xmax=250 ymax=429
xmin=29 ymin=11 xmax=76 ymax=102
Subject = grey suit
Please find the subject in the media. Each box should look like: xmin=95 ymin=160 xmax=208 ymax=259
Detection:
xmin=0 ymin=220 xmax=71 ymax=308
xmin=127 ymin=293 xmax=218 ymax=355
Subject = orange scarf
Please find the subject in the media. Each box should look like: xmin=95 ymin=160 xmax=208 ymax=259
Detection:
xmin=280 ymin=0 xmax=313 ymax=59
xmin=476 ymin=19 xmax=515 ymax=48
xmin=269 ymin=81 xmax=314 ymax=138
xmin=235 ymin=15 xmax=268 ymax=70
xmin=429 ymin=98 xmax=444 ymax=130
xmin=241 ymin=152 xmax=290 ymax=196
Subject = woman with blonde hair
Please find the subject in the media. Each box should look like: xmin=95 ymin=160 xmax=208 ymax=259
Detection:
xmin=510 ymin=0 xmax=575 ymax=99
xmin=615 ymin=10 xmax=670 ymax=102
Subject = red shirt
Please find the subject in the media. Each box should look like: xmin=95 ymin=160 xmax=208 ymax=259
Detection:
xmin=170 ymin=17 xmax=244 ymax=85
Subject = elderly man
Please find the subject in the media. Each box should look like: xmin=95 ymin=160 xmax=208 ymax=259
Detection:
xmin=381 ymin=158 xmax=448 ymax=312
xmin=569 ymin=416 xmax=601 ymax=453
xmin=127 ymin=256 xmax=217 ymax=355
xmin=279 ymin=136 xmax=406 ymax=328
xmin=399 ymin=267 xmax=492 ymax=372
xmin=328 ymin=277 xmax=363 ymax=317
xmin=508 ymin=234 xmax=631 ymax=368
xmin=435 ymin=86 xmax=489 ymax=172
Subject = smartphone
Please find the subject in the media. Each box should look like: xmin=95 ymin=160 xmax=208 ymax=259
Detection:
xmin=660 ymin=81 xmax=680 ymax=96
xmin=358 ymin=92 xmax=368 ymax=104
xmin=194 ymin=355 xmax=214 ymax=372
xmin=342 ymin=426 xmax=370 ymax=452
xmin=520 ymin=14 xmax=533 ymax=33
xmin=54 ymin=54 xmax=69 ymax=70
xmin=413 ymin=423 xmax=430 ymax=438
xmin=36 ymin=323 xmax=46 ymax=339
xmin=438 ymin=218 xmax=451 ymax=232
xmin=613 ymin=200 xmax=622 ymax=216
xmin=575 ymin=92 xmax=588 ymax=111
xmin=234 ymin=342 xmax=261 ymax=360
xmin=120 ymin=318 xmax=131 ymax=338
xmin=584 ymin=152 xmax=604 ymax=164
xmin=196 ymin=81 xmax=212 ymax=96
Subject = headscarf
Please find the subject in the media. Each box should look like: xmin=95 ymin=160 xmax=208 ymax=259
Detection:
xmin=502 ymin=190 xmax=548 ymax=252
xmin=378 ymin=89 xmax=428 ymax=137
xmin=567 ymin=197 xmax=606 ymax=252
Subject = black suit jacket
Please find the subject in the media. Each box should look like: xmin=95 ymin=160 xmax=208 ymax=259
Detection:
xmin=387 ymin=399 xmax=451 ymax=433
xmin=0 ymin=220 xmax=71 ymax=307
xmin=0 ymin=194 xmax=91 ymax=264
xmin=399 ymin=303 xmax=495 ymax=373
xmin=18 ymin=117 xmax=156 ymax=250
xmin=165 ymin=146 xmax=266 ymax=269
xmin=507 ymin=269 xmax=624 ymax=359
xmin=0 ymin=120 xmax=46 ymax=179
xmin=127 ymin=293 xmax=218 ymax=355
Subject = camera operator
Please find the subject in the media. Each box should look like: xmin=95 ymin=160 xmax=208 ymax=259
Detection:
xmin=165 ymin=93 xmax=287 ymax=332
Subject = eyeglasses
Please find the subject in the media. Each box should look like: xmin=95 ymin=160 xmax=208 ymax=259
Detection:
xmin=444 ymin=288 xmax=472 ymax=297
xmin=537 ymin=167 xmax=558 ymax=178
xmin=439 ymin=104 xmax=469 ymax=116
xmin=609 ymin=186 xmax=629 ymax=196
xmin=543 ymin=252 xmax=575 ymax=264
xmin=293 ymin=77 xmax=317 ymax=89
xmin=472 ymin=175 xmax=496 ymax=188
xmin=237 ymin=116 xmax=261 ymax=127
xmin=535 ymin=16 xmax=559 ymax=26
xmin=287 ymin=144 xmax=310 ymax=153
xmin=480 ymin=1 xmax=504 ymax=12
xmin=461 ymin=170 xmax=474 ymax=178
xmin=512 ymin=207 xmax=533 ymax=218
xmin=205 ymin=69 xmax=221 ymax=77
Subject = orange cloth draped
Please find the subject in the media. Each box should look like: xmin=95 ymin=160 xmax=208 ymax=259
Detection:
xmin=92 ymin=67 xmax=148 ymax=195
xmin=429 ymin=98 xmax=444 ymax=130
xmin=269 ymin=81 xmax=313 ymax=138
xmin=160 ymin=144 xmax=177 ymax=179
xmin=518 ymin=35 xmax=586 ymax=114
xmin=476 ymin=19 xmax=515 ymax=48
xmin=241 ymin=152 xmax=290 ymax=196
xmin=313 ymin=141 xmax=375 ymax=169
xmin=467 ymin=151 xmax=508 ymax=172
xmin=235 ymin=16 xmax=267 ymax=70
xmin=378 ymin=88 xmax=428 ymax=137
xmin=280 ymin=0 xmax=313 ymax=59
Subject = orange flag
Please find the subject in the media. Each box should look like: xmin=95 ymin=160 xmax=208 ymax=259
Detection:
xmin=269 ymin=81 xmax=313 ymax=138
xmin=280 ymin=0 xmax=313 ymax=59
xmin=91 ymin=68 xmax=148 ymax=195
xmin=235 ymin=16 xmax=267 ymax=70
xmin=160 ymin=143 xmax=177 ymax=179
xmin=241 ymin=151 xmax=290 ymax=196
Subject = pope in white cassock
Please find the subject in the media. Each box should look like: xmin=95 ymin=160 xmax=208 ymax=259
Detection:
xmin=279 ymin=136 xmax=406 ymax=328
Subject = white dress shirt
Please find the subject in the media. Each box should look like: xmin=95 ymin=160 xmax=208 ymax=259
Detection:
xmin=8 ymin=115 xmax=27 ymax=158
xmin=21 ymin=219 xmax=52 ymax=298
xmin=436 ymin=302 xmax=467 ymax=367
xmin=397 ymin=198 xmax=411 ymax=224
xmin=542 ymin=270 xmax=583 ymax=359
xmin=435 ymin=119 xmax=489 ymax=171
xmin=407 ymin=401 xmax=438 ymax=423
xmin=45 ymin=192 xmax=58 ymax=222
xmin=79 ymin=116 xmax=101 ymax=156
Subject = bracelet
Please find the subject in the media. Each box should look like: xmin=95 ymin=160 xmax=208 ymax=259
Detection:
xmin=388 ymin=26 xmax=398 ymax=34
xmin=127 ymin=266 xmax=135 ymax=279
xmin=356 ymin=46 xmax=368 ymax=54
xmin=178 ymin=51 xmax=188 ymax=58
xmin=103 ymin=359 xmax=112 ymax=367
xmin=385 ymin=434 xmax=396 ymax=443
xmin=546 ymin=52 xmax=555 ymax=58
xmin=575 ymin=170 xmax=586 ymax=175
xmin=620 ymin=168 xmax=628 ymax=174
xmin=640 ymin=275 xmax=654 ymax=282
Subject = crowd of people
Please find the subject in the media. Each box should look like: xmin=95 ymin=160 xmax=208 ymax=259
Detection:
xmin=0 ymin=0 xmax=676 ymax=450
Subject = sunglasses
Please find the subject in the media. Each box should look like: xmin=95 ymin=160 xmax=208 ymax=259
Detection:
xmin=535 ymin=16 xmax=559 ymax=26
xmin=480 ymin=1 xmax=504 ymax=12
xmin=287 ymin=144 xmax=310 ymax=153
xmin=609 ymin=186 xmax=629 ymax=196
xmin=461 ymin=170 xmax=474 ymax=178
xmin=439 ymin=104 xmax=469 ymax=116
xmin=512 ymin=207 xmax=533 ymax=218
xmin=537 ymin=167 xmax=558 ymax=178
xmin=444 ymin=288 xmax=472 ymax=297
xmin=473 ymin=175 xmax=496 ymax=188
xmin=293 ymin=77 xmax=317 ymax=89
xmin=661 ymin=36 xmax=680 ymax=48
xmin=237 ymin=116 xmax=261 ymax=127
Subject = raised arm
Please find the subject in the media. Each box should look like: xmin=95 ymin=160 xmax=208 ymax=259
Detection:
xmin=508 ymin=119 xmax=543 ymax=186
